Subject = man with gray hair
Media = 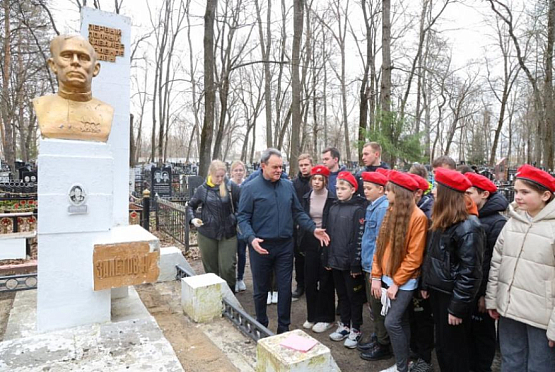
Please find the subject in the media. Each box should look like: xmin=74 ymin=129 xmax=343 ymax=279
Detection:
xmin=238 ymin=148 xmax=330 ymax=334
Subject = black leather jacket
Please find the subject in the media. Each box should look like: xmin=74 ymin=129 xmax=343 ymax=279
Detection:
xmin=186 ymin=181 xmax=240 ymax=240
xmin=422 ymin=215 xmax=485 ymax=318
xmin=476 ymin=192 xmax=508 ymax=297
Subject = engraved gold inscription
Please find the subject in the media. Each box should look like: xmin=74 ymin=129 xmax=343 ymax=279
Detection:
xmin=88 ymin=24 xmax=124 ymax=63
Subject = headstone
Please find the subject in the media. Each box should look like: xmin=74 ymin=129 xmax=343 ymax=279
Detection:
xmin=151 ymin=166 xmax=172 ymax=197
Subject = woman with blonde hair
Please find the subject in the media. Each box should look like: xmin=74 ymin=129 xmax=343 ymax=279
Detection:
xmin=186 ymin=160 xmax=240 ymax=291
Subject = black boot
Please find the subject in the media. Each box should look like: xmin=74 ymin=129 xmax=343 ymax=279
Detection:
xmin=292 ymin=286 xmax=305 ymax=298
xmin=360 ymin=342 xmax=393 ymax=361
xmin=357 ymin=333 xmax=377 ymax=351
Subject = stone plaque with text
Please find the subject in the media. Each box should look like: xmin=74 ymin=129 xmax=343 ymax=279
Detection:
xmin=93 ymin=241 xmax=159 ymax=291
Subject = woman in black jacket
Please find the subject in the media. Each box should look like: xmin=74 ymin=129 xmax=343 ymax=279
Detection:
xmin=421 ymin=168 xmax=485 ymax=372
xmin=299 ymin=165 xmax=337 ymax=333
xmin=186 ymin=160 xmax=240 ymax=291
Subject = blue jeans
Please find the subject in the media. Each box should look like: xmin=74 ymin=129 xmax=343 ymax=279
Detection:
xmin=249 ymin=238 xmax=294 ymax=333
xmin=499 ymin=316 xmax=555 ymax=372
xmin=236 ymin=238 xmax=247 ymax=281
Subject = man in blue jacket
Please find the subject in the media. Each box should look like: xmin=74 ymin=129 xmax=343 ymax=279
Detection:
xmin=238 ymin=148 xmax=330 ymax=334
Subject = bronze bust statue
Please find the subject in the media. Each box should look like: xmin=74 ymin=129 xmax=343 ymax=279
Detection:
xmin=33 ymin=35 xmax=114 ymax=142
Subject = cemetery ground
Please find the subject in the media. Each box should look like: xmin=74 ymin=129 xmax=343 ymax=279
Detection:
xmin=0 ymin=231 xmax=502 ymax=371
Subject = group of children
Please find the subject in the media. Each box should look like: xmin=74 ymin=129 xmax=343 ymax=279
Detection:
xmin=297 ymin=162 xmax=555 ymax=372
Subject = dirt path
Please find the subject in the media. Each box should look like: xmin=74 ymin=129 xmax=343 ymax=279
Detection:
xmin=136 ymin=281 xmax=239 ymax=372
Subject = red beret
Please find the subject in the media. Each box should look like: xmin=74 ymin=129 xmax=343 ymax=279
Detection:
xmin=361 ymin=171 xmax=387 ymax=186
xmin=311 ymin=164 xmax=330 ymax=177
xmin=388 ymin=170 xmax=419 ymax=192
xmin=515 ymin=164 xmax=555 ymax=193
xmin=337 ymin=171 xmax=358 ymax=191
xmin=376 ymin=168 xmax=391 ymax=177
xmin=465 ymin=172 xmax=497 ymax=194
xmin=408 ymin=173 xmax=429 ymax=192
xmin=434 ymin=167 xmax=471 ymax=193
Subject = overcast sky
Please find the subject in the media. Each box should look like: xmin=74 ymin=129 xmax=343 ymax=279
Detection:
xmin=47 ymin=0 xmax=519 ymax=160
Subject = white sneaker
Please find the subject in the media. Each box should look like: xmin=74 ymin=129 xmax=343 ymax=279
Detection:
xmin=329 ymin=322 xmax=350 ymax=341
xmin=271 ymin=291 xmax=278 ymax=304
xmin=302 ymin=320 xmax=315 ymax=329
xmin=267 ymin=292 xmax=272 ymax=305
xmin=380 ymin=365 xmax=398 ymax=372
xmin=343 ymin=328 xmax=362 ymax=349
xmin=236 ymin=280 xmax=246 ymax=292
xmin=312 ymin=322 xmax=334 ymax=333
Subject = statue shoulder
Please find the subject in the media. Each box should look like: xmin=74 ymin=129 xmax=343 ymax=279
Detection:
xmin=89 ymin=97 xmax=115 ymax=116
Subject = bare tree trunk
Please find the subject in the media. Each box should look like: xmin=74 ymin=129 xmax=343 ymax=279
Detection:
xmin=544 ymin=0 xmax=555 ymax=169
xmin=129 ymin=114 xmax=136 ymax=166
xmin=1 ymin=0 xmax=15 ymax=173
xmin=254 ymin=0 xmax=273 ymax=148
xmin=199 ymin=0 xmax=217 ymax=177
xmin=380 ymin=0 xmax=392 ymax=113
xmin=289 ymin=0 xmax=304 ymax=176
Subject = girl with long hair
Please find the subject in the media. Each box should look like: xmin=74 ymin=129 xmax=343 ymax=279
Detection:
xmin=421 ymin=168 xmax=484 ymax=372
xmin=230 ymin=160 xmax=248 ymax=292
xmin=371 ymin=171 xmax=428 ymax=372
xmin=299 ymin=165 xmax=337 ymax=333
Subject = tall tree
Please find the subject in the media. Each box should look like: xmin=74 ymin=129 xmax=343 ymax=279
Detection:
xmin=290 ymin=0 xmax=304 ymax=176
xmin=199 ymin=0 xmax=217 ymax=177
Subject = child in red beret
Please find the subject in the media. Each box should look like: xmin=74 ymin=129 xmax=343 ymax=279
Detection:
xmin=371 ymin=172 xmax=428 ymax=372
xmin=486 ymin=164 xmax=555 ymax=371
xmin=323 ymin=171 xmax=367 ymax=348
xmin=464 ymin=173 xmax=509 ymax=372
xmin=421 ymin=167 xmax=485 ymax=372
xmin=300 ymin=165 xmax=336 ymax=334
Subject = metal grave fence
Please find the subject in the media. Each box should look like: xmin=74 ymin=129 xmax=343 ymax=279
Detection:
xmin=175 ymin=264 xmax=274 ymax=342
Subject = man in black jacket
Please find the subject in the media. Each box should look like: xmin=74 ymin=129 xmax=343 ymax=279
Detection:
xmin=354 ymin=142 xmax=389 ymax=196
xmin=238 ymin=148 xmax=330 ymax=334
xmin=292 ymin=154 xmax=313 ymax=299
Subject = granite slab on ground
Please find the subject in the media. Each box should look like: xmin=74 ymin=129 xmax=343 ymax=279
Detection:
xmin=0 ymin=288 xmax=184 ymax=371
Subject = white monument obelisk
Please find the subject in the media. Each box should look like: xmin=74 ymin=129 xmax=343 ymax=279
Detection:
xmin=36 ymin=8 xmax=154 ymax=333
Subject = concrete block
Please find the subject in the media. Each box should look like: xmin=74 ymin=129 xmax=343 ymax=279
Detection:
xmin=111 ymin=286 xmax=128 ymax=299
xmin=158 ymin=246 xmax=187 ymax=282
xmin=0 ymin=236 xmax=26 ymax=259
xmin=256 ymin=329 xmax=333 ymax=372
xmin=181 ymin=273 xmax=224 ymax=323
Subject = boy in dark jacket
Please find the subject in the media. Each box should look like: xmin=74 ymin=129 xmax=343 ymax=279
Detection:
xmin=465 ymin=173 xmax=508 ymax=372
xmin=323 ymin=171 xmax=367 ymax=349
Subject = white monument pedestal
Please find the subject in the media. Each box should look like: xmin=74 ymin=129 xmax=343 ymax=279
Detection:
xmin=181 ymin=274 xmax=225 ymax=323
xmin=256 ymin=329 xmax=333 ymax=372
xmin=37 ymin=139 xmax=114 ymax=332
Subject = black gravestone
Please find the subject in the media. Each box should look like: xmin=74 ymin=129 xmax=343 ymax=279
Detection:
xmin=151 ymin=167 xmax=172 ymax=197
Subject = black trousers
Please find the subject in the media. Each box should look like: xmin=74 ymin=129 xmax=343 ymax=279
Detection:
xmin=430 ymin=289 xmax=472 ymax=372
xmin=469 ymin=304 xmax=496 ymax=372
xmin=294 ymin=236 xmax=305 ymax=288
xmin=333 ymin=269 xmax=366 ymax=330
xmin=303 ymin=235 xmax=335 ymax=323
xmin=249 ymin=239 xmax=293 ymax=333
xmin=409 ymin=295 xmax=435 ymax=363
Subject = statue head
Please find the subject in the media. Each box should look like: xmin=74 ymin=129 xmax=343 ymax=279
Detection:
xmin=48 ymin=35 xmax=100 ymax=95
